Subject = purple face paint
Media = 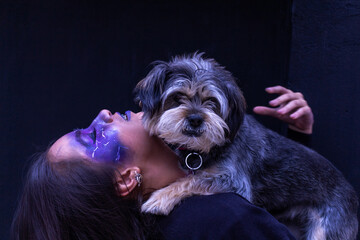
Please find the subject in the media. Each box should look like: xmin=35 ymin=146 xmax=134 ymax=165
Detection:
xmin=69 ymin=112 xmax=130 ymax=164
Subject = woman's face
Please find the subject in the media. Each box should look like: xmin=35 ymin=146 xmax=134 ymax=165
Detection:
xmin=48 ymin=110 xmax=153 ymax=165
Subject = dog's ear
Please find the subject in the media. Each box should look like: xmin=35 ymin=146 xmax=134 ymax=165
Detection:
xmin=223 ymin=81 xmax=246 ymax=141
xmin=134 ymin=61 xmax=169 ymax=117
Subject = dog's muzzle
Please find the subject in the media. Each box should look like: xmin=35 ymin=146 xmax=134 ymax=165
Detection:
xmin=183 ymin=114 xmax=204 ymax=137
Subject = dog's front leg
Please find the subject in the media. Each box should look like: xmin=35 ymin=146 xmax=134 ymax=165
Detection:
xmin=141 ymin=174 xmax=217 ymax=215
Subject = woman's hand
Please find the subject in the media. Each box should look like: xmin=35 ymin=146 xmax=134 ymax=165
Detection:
xmin=253 ymin=85 xmax=314 ymax=134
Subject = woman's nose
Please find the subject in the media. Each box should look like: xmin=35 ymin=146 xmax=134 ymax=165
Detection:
xmin=98 ymin=109 xmax=113 ymax=123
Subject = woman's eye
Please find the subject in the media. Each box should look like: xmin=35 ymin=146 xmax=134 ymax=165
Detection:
xmin=90 ymin=129 xmax=97 ymax=144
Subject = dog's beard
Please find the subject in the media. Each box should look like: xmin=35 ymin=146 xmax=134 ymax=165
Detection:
xmin=152 ymin=106 xmax=229 ymax=153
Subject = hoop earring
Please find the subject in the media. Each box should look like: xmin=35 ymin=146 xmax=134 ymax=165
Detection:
xmin=134 ymin=171 xmax=143 ymax=187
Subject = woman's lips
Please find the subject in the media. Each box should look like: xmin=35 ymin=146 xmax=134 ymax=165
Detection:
xmin=116 ymin=111 xmax=131 ymax=121
xmin=125 ymin=111 xmax=131 ymax=121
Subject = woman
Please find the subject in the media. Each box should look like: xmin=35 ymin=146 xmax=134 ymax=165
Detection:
xmin=11 ymin=110 xmax=185 ymax=240
xmin=12 ymin=108 xmax=297 ymax=240
xmin=12 ymin=86 xmax=309 ymax=240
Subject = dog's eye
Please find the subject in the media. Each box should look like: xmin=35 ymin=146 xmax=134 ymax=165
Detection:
xmin=203 ymin=97 xmax=221 ymax=113
xmin=174 ymin=95 xmax=182 ymax=104
xmin=163 ymin=94 xmax=184 ymax=110
xmin=171 ymin=94 xmax=184 ymax=108
xmin=203 ymin=97 xmax=218 ymax=105
xmin=139 ymin=101 xmax=143 ymax=108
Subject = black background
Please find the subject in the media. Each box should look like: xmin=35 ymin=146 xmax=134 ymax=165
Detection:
xmin=1 ymin=0 xmax=359 ymax=239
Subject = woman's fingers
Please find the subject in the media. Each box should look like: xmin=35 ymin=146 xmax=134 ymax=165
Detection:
xmin=277 ymin=99 xmax=307 ymax=115
xmin=253 ymin=106 xmax=278 ymax=117
xmin=290 ymin=106 xmax=312 ymax=119
xmin=265 ymin=85 xmax=291 ymax=95
xmin=269 ymin=92 xmax=304 ymax=107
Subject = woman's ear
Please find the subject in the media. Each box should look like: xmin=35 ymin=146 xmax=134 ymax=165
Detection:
xmin=115 ymin=167 xmax=141 ymax=197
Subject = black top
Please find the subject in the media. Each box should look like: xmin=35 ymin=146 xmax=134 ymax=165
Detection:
xmin=287 ymin=128 xmax=311 ymax=147
xmin=154 ymin=193 xmax=295 ymax=240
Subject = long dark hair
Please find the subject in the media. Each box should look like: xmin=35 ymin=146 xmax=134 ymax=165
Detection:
xmin=11 ymin=151 xmax=151 ymax=240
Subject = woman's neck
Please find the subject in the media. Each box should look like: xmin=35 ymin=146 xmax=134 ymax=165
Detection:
xmin=140 ymin=138 xmax=186 ymax=198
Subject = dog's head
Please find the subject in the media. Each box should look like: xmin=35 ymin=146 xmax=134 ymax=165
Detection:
xmin=134 ymin=53 xmax=246 ymax=153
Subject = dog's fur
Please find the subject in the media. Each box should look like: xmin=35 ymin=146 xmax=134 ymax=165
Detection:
xmin=134 ymin=53 xmax=358 ymax=240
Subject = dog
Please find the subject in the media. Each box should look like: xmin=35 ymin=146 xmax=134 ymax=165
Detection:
xmin=134 ymin=53 xmax=358 ymax=240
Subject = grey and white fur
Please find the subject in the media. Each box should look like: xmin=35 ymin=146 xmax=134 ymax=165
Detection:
xmin=134 ymin=53 xmax=358 ymax=240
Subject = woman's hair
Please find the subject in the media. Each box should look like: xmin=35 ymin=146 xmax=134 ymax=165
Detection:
xmin=11 ymin=151 xmax=151 ymax=240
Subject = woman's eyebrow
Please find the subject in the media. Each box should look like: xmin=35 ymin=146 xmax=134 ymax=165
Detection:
xmin=75 ymin=130 xmax=91 ymax=147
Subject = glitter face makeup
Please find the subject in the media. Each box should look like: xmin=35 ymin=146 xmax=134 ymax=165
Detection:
xmin=68 ymin=111 xmax=132 ymax=163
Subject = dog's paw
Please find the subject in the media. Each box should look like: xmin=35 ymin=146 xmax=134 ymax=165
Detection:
xmin=141 ymin=175 xmax=210 ymax=215
xmin=141 ymin=189 xmax=179 ymax=215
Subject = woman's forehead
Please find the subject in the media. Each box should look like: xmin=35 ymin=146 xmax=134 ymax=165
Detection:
xmin=47 ymin=134 xmax=87 ymax=162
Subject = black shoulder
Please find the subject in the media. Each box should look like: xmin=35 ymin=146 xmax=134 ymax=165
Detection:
xmin=155 ymin=193 xmax=295 ymax=240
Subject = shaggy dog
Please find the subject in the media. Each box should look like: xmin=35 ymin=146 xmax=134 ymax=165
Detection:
xmin=134 ymin=53 xmax=358 ymax=240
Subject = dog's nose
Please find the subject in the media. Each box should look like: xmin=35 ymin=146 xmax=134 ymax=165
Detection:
xmin=187 ymin=114 xmax=203 ymax=128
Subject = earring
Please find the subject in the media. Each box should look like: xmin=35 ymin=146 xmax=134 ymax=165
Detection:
xmin=134 ymin=171 xmax=142 ymax=187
